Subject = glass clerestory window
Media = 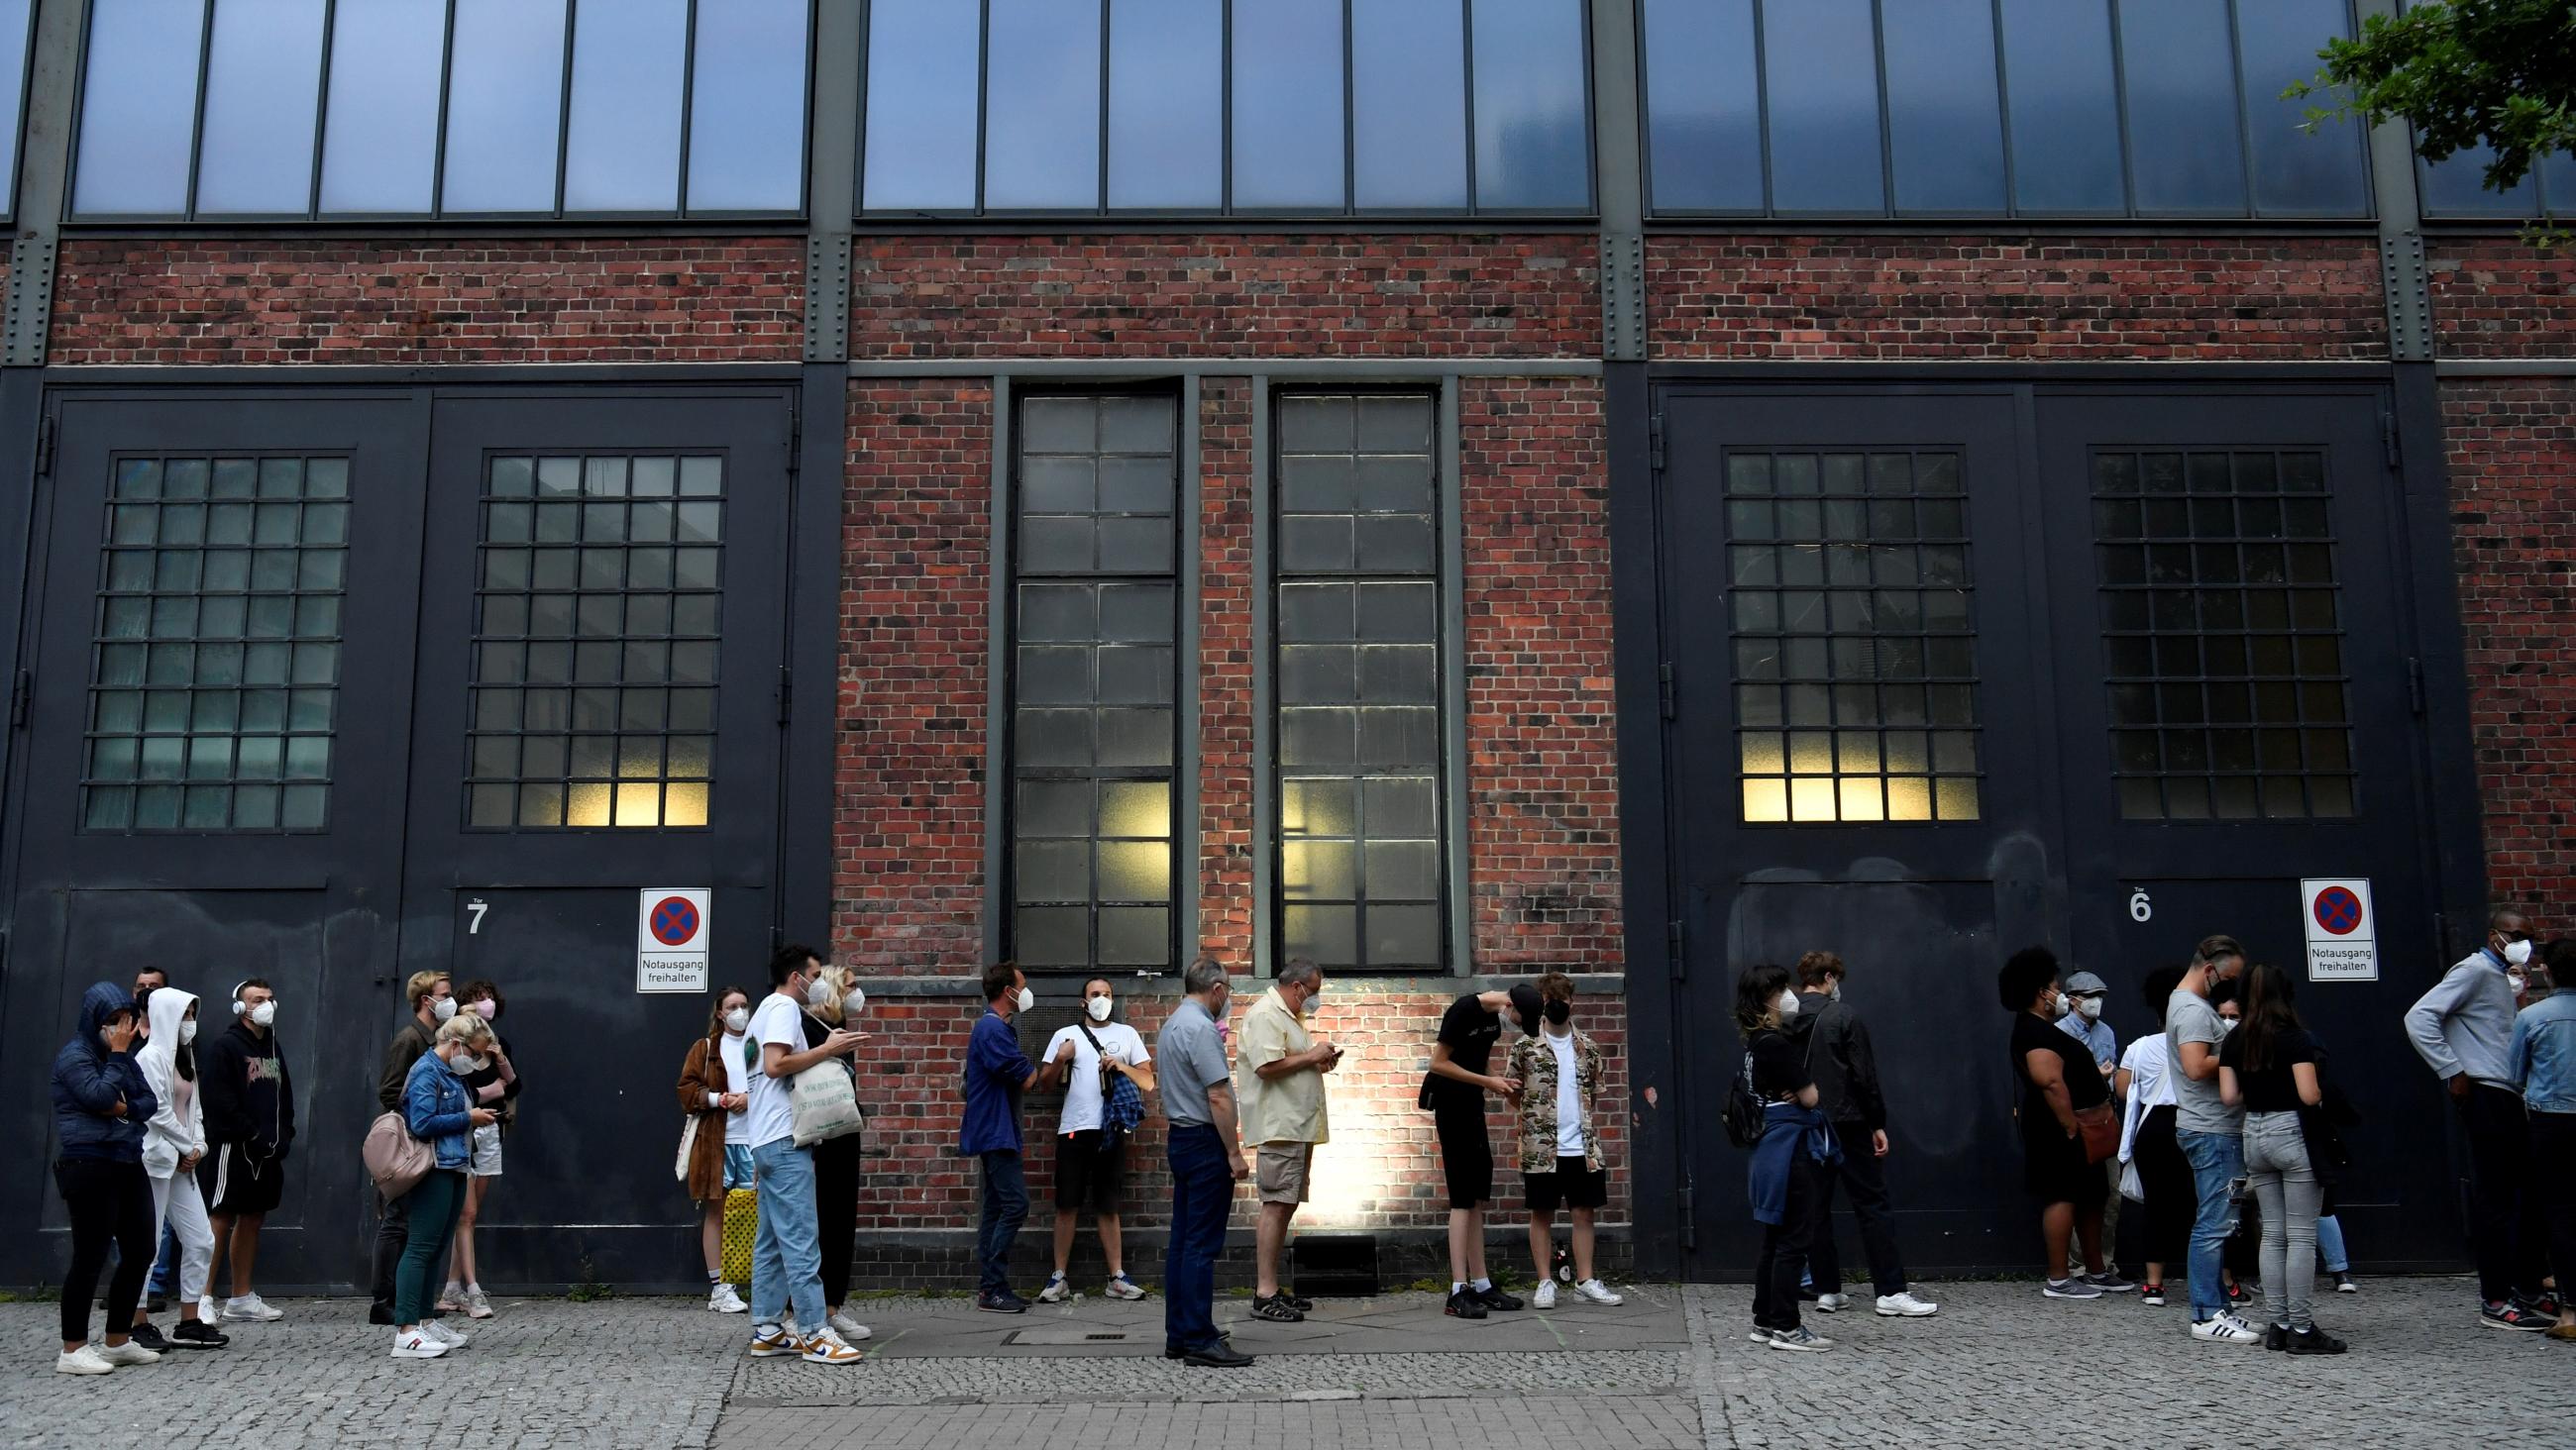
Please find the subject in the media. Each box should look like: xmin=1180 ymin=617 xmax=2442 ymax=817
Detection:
xmin=860 ymin=0 xmax=1593 ymax=216
xmin=70 ymin=0 xmax=809 ymax=220
xmin=1011 ymin=395 xmax=1182 ymax=974
xmin=1274 ymin=393 xmax=1446 ymax=971
xmin=1642 ymin=0 xmax=2372 ymax=219
xmin=84 ymin=456 xmax=350 ymax=834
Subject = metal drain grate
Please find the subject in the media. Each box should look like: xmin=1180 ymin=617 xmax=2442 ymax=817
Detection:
xmin=1003 ymin=1327 xmax=1134 ymax=1346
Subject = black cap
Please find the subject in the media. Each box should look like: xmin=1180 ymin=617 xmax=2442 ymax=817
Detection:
xmin=1508 ymin=983 xmax=1545 ymax=1035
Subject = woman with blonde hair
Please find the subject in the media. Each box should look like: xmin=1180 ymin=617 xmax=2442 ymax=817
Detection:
xmin=799 ymin=963 xmax=872 ymax=1343
xmin=389 ymin=1013 xmax=496 ymax=1360
xmin=679 ymin=985 xmax=754 ymax=1312
xmin=439 ymin=980 xmax=517 ymax=1320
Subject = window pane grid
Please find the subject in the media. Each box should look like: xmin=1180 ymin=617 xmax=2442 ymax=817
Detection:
xmin=859 ymin=0 xmax=1594 ymax=218
xmin=1726 ymin=451 xmax=1983 ymax=825
xmin=1012 ymin=396 xmax=1181 ymax=972
xmin=73 ymin=0 xmax=809 ymax=220
xmin=466 ymin=455 xmax=723 ymax=830
xmin=82 ymin=456 xmax=350 ymax=834
xmin=2092 ymin=449 xmax=2357 ymax=821
xmin=1274 ymin=393 xmax=1444 ymax=971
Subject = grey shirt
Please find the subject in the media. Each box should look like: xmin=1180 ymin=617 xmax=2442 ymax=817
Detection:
xmin=1156 ymin=996 xmax=1231 ymax=1128
xmin=2165 ymin=987 xmax=2240 ymax=1136
xmin=2404 ymin=950 xmax=2521 ymax=1090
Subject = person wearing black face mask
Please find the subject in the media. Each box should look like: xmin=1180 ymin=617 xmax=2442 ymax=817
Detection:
xmin=1786 ymin=953 xmax=1938 ymax=1318
xmin=1505 ymin=974 xmax=1623 ymax=1308
xmin=1421 ymin=984 xmax=1532 ymax=1319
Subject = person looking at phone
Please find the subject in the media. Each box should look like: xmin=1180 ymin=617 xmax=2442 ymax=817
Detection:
xmin=1235 ymin=958 xmax=1337 ymax=1325
xmin=1422 ymin=983 xmax=1531 ymax=1320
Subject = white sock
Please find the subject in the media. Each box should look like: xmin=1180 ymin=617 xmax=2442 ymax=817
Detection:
xmin=1471 ymin=1278 xmax=1493 ymax=1293
xmin=1451 ymin=1282 xmax=1467 ymax=1295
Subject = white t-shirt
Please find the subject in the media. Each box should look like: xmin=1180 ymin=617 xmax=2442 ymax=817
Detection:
xmin=2120 ymin=1032 xmax=2177 ymax=1109
xmin=1044 ymin=1021 xmax=1150 ymax=1135
xmin=1548 ymin=1029 xmax=1585 ymax=1156
xmin=719 ymin=1029 xmax=753 ymax=1145
xmin=744 ymin=993 xmax=805 ymax=1149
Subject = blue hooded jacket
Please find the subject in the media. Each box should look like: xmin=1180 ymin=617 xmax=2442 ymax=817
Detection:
xmin=53 ymin=981 xmax=157 ymax=1163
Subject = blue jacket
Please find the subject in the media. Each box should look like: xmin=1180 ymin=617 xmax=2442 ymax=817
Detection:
xmin=2512 ymin=991 xmax=2576 ymax=1115
xmin=53 ymin=982 xmax=157 ymax=1163
xmin=1746 ymin=1100 xmax=1842 ymax=1226
xmin=402 ymin=1049 xmax=475 ymax=1171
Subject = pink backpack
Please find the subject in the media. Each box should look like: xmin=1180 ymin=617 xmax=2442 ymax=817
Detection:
xmin=362 ymin=1110 xmax=433 ymax=1201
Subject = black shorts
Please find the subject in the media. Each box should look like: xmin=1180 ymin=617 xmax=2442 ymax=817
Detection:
xmin=196 ymin=1144 xmax=284 ymax=1216
xmin=1526 ymin=1157 xmax=1608 ymax=1213
xmin=1434 ymin=1103 xmax=1493 ymax=1208
xmin=1054 ymin=1129 xmax=1127 ymax=1214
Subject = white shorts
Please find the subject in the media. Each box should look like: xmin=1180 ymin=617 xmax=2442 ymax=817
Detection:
xmin=468 ymin=1123 xmax=504 ymax=1178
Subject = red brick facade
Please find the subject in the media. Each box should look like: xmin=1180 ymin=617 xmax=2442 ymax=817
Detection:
xmin=49 ymin=238 xmax=803 ymax=364
xmin=1648 ymin=236 xmax=2386 ymax=360
xmin=2430 ymin=241 xmax=2576 ymax=360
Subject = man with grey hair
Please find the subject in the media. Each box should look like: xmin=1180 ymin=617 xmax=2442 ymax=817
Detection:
xmin=1159 ymin=956 xmax=1252 ymax=1367
xmin=1236 ymin=958 xmax=1339 ymax=1324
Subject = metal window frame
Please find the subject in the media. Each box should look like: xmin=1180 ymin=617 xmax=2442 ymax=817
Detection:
xmin=0 ymin=0 xmax=35 ymax=224
xmin=62 ymin=0 xmax=813 ymax=226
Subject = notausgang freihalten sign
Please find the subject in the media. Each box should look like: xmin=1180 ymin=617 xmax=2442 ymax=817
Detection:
xmin=2300 ymin=878 xmax=2377 ymax=984
xmin=637 ymin=888 xmax=710 ymax=992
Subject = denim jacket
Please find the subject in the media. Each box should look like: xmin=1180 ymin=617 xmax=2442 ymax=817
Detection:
xmin=402 ymin=1049 xmax=475 ymax=1171
xmin=2512 ymin=992 xmax=2576 ymax=1115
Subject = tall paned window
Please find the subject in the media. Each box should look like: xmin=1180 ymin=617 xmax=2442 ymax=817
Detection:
xmin=2093 ymin=451 xmax=2356 ymax=821
xmin=468 ymin=456 xmax=723 ymax=830
xmin=1011 ymin=397 xmax=1181 ymax=973
xmin=1728 ymin=452 xmax=1982 ymax=824
xmin=84 ymin=457 xmax=351 ymax=833
xmin=1273 ymin=393 xmax=1444 ymax=971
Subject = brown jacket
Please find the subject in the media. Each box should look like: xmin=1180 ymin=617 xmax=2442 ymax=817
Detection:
xmin=677 ymin=1029 xmax=736 ymax=1203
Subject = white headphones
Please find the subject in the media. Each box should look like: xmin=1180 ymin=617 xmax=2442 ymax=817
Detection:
xmin=230 ymin=979 xmax=253 ymax=1016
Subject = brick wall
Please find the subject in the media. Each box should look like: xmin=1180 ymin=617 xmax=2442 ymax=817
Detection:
xmin=1649 ymin=237 xmax=2386 ymax=360
xmin=849 ymin=236 xmax=1600 ymax=358
xmin=2441 ymin=378 xmax=2576 ymax=904
xmin=49 ymin=238 xmax=803 ymax=364
xmin=2430 ymin=240 xmax=2576 ymax=359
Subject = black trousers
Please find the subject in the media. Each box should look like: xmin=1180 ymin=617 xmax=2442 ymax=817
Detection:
xmin=1806 ymin=1122 xmax=1906 ymax=1297
xmin=2131 ymin=1105 xmax=2194 ymax=1269
xmin=1751 ymin=1151 xmax=1820 ymax=1333
xmin=812 ymin=1134 xmax=862 ymax=1308
xmin=55 ymin=1158 xmax=155 ymax=1344
xmin=2460 ymin=1083 xmax=2549 ymax=1304
xmin=2532 ymin=1111 xmax=2576 ymax=1300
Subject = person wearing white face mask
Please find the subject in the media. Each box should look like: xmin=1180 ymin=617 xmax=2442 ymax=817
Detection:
xmin=198 ymin=978 xmax=292 ymax=1326
xmin=128 ymin=987 xmax=225 ymax=1352
xmin=2405 ymin=906 xmax=2558 ymax=1330
xmin=744 ymin=944 xmax=865 ymax=1365
xmin=679 ymin=986 xmax=756 ymax=1312
xmin=372 ymin=971 xmax=453 ymax=1325
xmin=960 ymin=962 xmax=1042 ymax=1314
xmin=387 ymin=1013 xmax=498 ymax=1360
xmin=438 ymin=981 xmax=518 ymax=1320
xmin=2055 ymin=970 xmax=2126 ymax=1270
xmin=1036 ymin=977 xmax=1155 ymax=1304
xmin=1737 ymin=963 xmax=1838 ymax=1351
xmin=800 ymin=964 xmax=875 ymax=1342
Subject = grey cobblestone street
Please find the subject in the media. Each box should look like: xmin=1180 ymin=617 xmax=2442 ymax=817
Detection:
xmin=1 ymin=1277 xmax=2568 ymax=1449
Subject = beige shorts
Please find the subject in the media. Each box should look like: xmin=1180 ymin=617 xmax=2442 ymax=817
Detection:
xmin=1255 ymin=1143 xmax=1313 ymax=1205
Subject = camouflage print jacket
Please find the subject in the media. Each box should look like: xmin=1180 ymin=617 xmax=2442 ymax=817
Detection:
xmin=1506 ymin=1028 xmax=1606 ymax=1176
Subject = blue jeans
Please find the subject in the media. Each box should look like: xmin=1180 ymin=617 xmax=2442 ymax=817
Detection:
xmin=976 ymin=1150 xmax=1028 ymax=1296
xmin=2314 ymin=1212 xmax=2348 ymax=1274
xmin=749 ymin=1138 xmax=824 ymax=1333
xmin=2178 ymin=1129 xmax=2244 ymax=1321
xmin=1164 ymin=1123 xmax=1234 ymax=1353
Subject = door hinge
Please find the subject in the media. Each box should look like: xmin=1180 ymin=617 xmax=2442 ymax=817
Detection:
xmin=1677 ymin=1179 xmax=1696 ymax=1252
xmin=776 ymin=665 xmax=793 ymax=724
xmin=1658 ymin=662 xmax=1676 ymax=720
xmin=1666 ymin=918 xmax=1685 ymax=978
xmin=9 ymin=669 xmax=31 ymax=729
xmin=2407 ymin=657 xmax=2424 ymax=715
xmin=2381 ymin=410 xmax=2400 ymax=469
xmin=1648 ymin=412 xmax=1666 ymax=474
xmin=34 ymin=415 xmax=54 ymax=478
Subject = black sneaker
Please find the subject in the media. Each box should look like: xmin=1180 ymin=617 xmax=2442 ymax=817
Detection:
xmin=169 ymin=1320 xmax=230 ymax=1350
xmin=126 ymin=1323 xmax=170 ymax=1353
xmin=1180 ymin=1340 xmax=1254 ymax=1368
xmin=1251 ymin=1293 xmax=1305 ymax=1323
xmin=975 ymin=1291 xmax=1029 ymax=1314
xmin=1444 ymin=1289 xmax=1488 ymax=1320
xmin=2331 ymin=1273 xmax=2358 ymax=1295
xmin=2285 ymin=1325 xmax=2347 ymax=1355
xmin=2519 ymin=1293 xmax=2563 ymax=1319
xmin=1282 ymin=1291 xmax=1316 ymax=1312
xmin=1476 ymin=1285 xmax=1525 ymax=1312
xmin=2263 ymin=1323 xmax=2289 ymax=1352
xmin=2482 ymin=1299 xmax=2552 ymax=1331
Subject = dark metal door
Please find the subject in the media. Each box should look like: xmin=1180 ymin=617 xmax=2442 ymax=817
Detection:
xmin=394 ymin=393 xmax=792 ymax=1286
xmin=0 ymin=393 xmax=429 ymax=1285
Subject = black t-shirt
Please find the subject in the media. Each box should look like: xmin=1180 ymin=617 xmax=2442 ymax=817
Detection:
xmin=2219 ymin=1025 xmax=2318 ymax=1114
xmin=1750 ymin=1028 xmax=1810 ymax=1101
xmin=2010 ymin=1011 xmax=2107 ymax=1132
xmin=1422 ymin=993 xmax=1503 ymax=1110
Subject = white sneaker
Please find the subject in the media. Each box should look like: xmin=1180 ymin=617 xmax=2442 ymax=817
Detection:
xmin=196 ymin=1295 xmax=217 ymax=1324
xmin=2191 ymin=1312 xmax=2264 ymax=1345
xmin=389 ymin=1327 xmax=447 ymax=1360
xmin=219 ymin=1295 xmax=283 ymax=1323
xmin=1533 ymin=1279 xmax=1557 ymax=1308
xmin=708 ymin=1283 xmax=748 ymax=1314
xmin=464 ymin=1288 xmax=495 ymax=1320
xmin=1765 ymin=1325 xmax=1833 ymax=1352
xmin=1747 ymin=1327 xmax=1771 ymax=1344
xmin=1812 ymin=1293 xmax=1851 ymax=1313
xmin=801 ymin=1327 xmax=864 ymax=1365
xmin=828 ymin=1311 xmax=873 ymax=1341
xmin=1037 ymin=1273 xmax=1072 ymax=1304
xmin=1876 ymin=1291 xmax=1940 ymax=1317
xmin=421 ymin=1319 xmax=471 ymax=1349
xmin=95 ymin=1339 xmax=161 ymax=1367
xmin=1103 ymin=1275 xmax=1146 ymax=1300
xmin=1574 ymin=1279 xmax=1624 ymax=1306
xmin=55 ymin=1345 xmax=115 ymax=1375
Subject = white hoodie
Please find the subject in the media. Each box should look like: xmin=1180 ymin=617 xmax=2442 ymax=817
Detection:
xmin=138 ymin=987 xmax=206 ymax=1179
